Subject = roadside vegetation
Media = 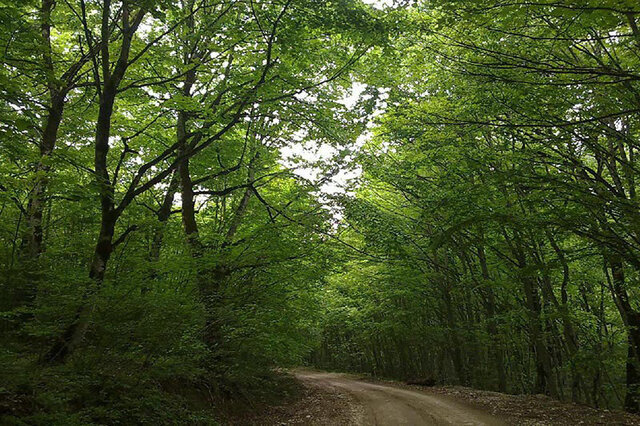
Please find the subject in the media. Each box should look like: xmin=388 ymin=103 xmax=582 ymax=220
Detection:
xmin=2 ymin=0 xmax=640 ymax=423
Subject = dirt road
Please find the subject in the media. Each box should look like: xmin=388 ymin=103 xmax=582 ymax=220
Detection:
xmin=294 ymin=371 xmax=506 ymax=426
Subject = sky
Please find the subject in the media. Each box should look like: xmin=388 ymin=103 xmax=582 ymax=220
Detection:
xmin=278 ymin=1 xmax=393 ymax=197
xmin=279 ymin=82 xmax=369 ymax=196
xmin=363 ymin=0 xmax=395 ymax=8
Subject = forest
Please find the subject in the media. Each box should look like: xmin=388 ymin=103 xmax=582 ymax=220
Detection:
xmin=1 ymin=0 xmax=640 ymax=424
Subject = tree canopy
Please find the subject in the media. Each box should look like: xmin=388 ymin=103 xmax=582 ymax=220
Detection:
xmin=2 ymin=0 xmax=640 ymax=423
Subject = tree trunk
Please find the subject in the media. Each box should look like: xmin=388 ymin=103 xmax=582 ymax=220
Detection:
xmin=43 ymin=54 xmax=120 ymax=364
xmin=522 ymin=275 xmax=556 ymax=396
xmin=476 ymin=240 xmax=507 ymax=392
xmin=609 ymin=256 xmax=640 ymax=413
xmin=505 ymin=229 xmax=558 ymax=397
xmin=148 ymin=171 xmax=179 ymax=269
xmin=42 ymin=0 xmax=147 ymax=363
xmin=23 ymin=95 xmax=64 ymax=260
xmin=224 ymin=152 xmax=258 ymax=244
xmin=179 ymin=155 xmax=201 ymax=252
xmin=17 ymin=0 xmax=67 ymax=308
xmin=544 ymin=230 xmax=583 ymax=402
xmin=43 ymin=215 xmax=116 ymax=363
xmin=43 ymin=93 xmax=118 ymax=363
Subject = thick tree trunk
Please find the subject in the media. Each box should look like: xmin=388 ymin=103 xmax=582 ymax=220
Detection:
xmin=544 ymin=231 xmax=583 ymax=402
xmin=16 ymin=0 xmax=67 ymax=309
xmin=43 ymin=95 xmax=117 ymax=363
xmin=179 ymin=155 xmax=201 ymax=252
xmin=609 ymin=256 xmax=640 ymax=413
xmin=626 ymin=334 xmax=640 ymax=413
xmin=174 ymin=10 xmax=223 ymax=346
xmin=434 ymin=252 xmax=467 ymax=385
xmin=177 ymin=31 xmax=199 ymax=252
xmin=179 ymin=144 xmax=221 ymax=348
xmin=43 ymin=66 xmax=120 ymax=364
xmin=43 ymin=216 xmax=116 ymax=363
xmin=443 ymin=285 xmax=466 ymax=384
xmin=23 ymin=0 xmax=60 ymax=257
xmin=177 ymin=77 xmax=222 ymax=348
xmin=23 ymin=95 xmax=64 ymax=260
xmin=42 ymin=0 xmax=147 ymax=364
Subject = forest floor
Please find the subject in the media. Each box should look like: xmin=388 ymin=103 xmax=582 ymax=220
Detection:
xmin=228 ymin=369 xmax=640 ymax=425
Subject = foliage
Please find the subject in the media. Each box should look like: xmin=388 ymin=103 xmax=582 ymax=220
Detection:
xmin=314 ymin=0 xmax=640 ymax=413
xmin=3 ymin=0 xmax=640 ymax=422
xmin=0 ymin=0 xmax=381 ymax=423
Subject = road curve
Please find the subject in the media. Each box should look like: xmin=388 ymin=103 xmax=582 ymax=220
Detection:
xmin=294 ymin=371 xmax=506 ymax=426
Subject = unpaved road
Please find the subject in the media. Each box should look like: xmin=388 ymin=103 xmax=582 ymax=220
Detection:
xmin=294 ymin=371 xmax=506 ymax=426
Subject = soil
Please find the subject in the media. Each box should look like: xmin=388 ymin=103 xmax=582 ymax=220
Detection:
xmin=420 ymin=384 xmax=640 ymax=425
xmin=226 ymin=370 xmax=640 ymax=425
xmin=224 ymin=372 xmax=361 ymax=425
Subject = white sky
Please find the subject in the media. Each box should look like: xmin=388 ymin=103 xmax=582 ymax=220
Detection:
xmin=279 ymin=1 xmax=393 ymax=196
xmin=279 ymin=82 xmax=369 ymax=195
xmin=363 ymin=0 xmax=394 ymax=8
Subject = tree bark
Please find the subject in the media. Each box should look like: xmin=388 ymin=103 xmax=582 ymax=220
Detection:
xmin=23 ymin=94 xmax=65 ymax=260
xmin=608 ymin=256 xmax=640 ymax=413
xmin=43 ymin=1 xmax=146 ymax=363
xmin=544 ymin=230 xmax=583 ymax=402
xmin=43 ymin=88 xmax=119 ymax=363
xmin=43 ymin=215 xmax=116 ymax=363
xmin=476 ymin=240 xmax=507 ymax=392
xmin=505 ymin=229 xmax=558 ymax=397
xmin=149 ymin=171 xmax=179 ymax=263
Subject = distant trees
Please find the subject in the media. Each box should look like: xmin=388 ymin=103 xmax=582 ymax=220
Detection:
xmin=316 ymin=0 xmax=640 ymax=413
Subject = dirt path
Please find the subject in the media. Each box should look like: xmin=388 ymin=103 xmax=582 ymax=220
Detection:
xmin=294 ymin=371 xmax=506 ymax=425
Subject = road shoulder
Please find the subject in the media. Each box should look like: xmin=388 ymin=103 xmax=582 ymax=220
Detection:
xmin=343 ymin=372 xmax=640 ymax=425
xmin=225 ymin=369 xmax=640 ymax=425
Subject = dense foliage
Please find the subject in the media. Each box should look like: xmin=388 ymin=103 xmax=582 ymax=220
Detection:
xmin=2 ymin=0 xmax=640 ymax=424
xmin=0 ymin=0 xmax=380 ymax=423
xmin=315 ymin=0 xmax=640 ymax=414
